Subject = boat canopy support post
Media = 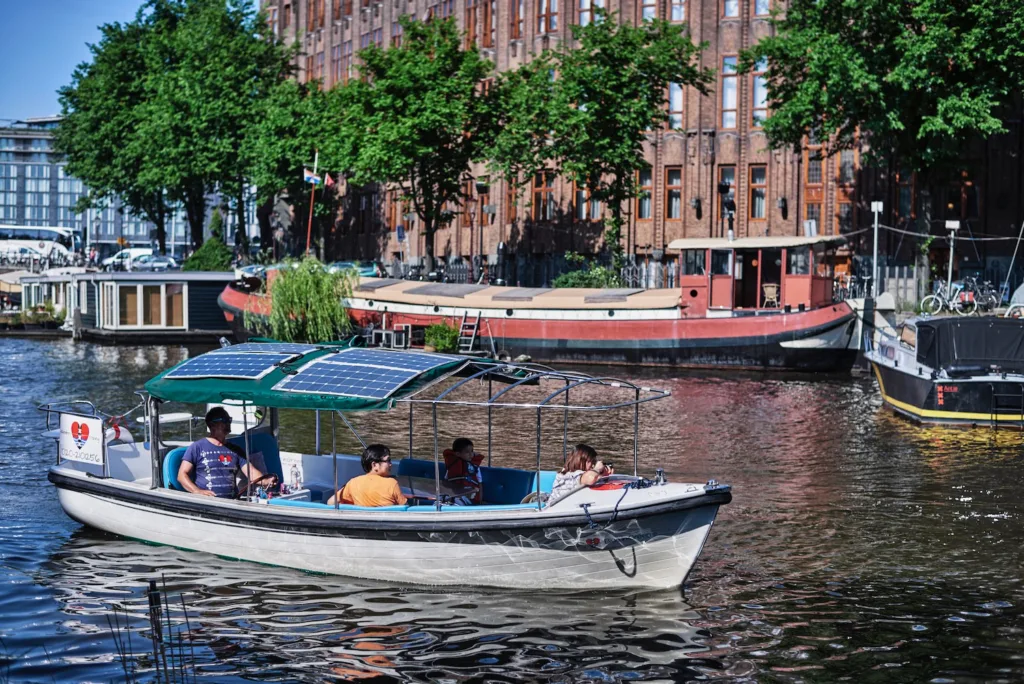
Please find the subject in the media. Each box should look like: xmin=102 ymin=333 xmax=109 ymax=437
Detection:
xmin=563 ymin=380 xmax=569 ymax=464
xmin=148 ymin=396 xmax=162 ymax=490
xmin=315 ymin=410 xmax=321 ymax=455
xmin=633 ymin=388 xmax=640 ymax=477
xmin=487 ymin=376 xmax=493 ymax=467
xmin=433 ymin=404 xmax=441 ymax=511
xmin=408 ymin=401 xmax=414 ymax=458
xmin=269 ymin=407 xmax=279 ymax=440
xmin=333 ymin=411 xmax=339 ymax=511
xmin=536 ymin=403 xmax=544 ymax=509
xmin=243 ymin=401 xmax=252 ymax=499
xmin=337 ymin=411 xmax=366 ymax=449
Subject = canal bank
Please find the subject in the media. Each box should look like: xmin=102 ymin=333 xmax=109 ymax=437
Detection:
xmin=3 ymin=337 xmax=1024 ymax=681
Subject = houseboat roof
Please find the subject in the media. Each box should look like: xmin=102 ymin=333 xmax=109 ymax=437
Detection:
xmin=667 ymin=235 xmax=846 ymax=251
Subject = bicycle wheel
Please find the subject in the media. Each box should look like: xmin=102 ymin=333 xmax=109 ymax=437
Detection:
xmin=953 ymin=296 xmax=978 ymax=316
xmin=920 ymin=295 xmax=944 ymax=316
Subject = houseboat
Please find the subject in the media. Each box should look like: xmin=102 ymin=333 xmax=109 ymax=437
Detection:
xmin=218 ymin=235 xmax=857 ymax=372
xmin=865 ymin=316 xmax=1024 ymax=426
xmin=20 ymin=270 xmax=235 ymax=344
xmin=43 ymin=344 xmax=731 ymax=590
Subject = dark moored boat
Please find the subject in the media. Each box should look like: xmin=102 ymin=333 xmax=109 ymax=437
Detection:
xmin=866 ymin=316 xmax=1024 ymax=426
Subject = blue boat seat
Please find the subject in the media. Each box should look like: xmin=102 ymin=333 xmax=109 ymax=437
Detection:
xmin=267 ymin=499 xmax=409 ymax=511
xmin=163 ymin=447 xmax=188 ymax=490
xmin=393 ymin=458 xmax=557 ymax=505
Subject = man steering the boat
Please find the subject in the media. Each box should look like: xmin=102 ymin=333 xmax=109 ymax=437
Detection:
xmin=177 ymin=407 xmax=275 ymax=498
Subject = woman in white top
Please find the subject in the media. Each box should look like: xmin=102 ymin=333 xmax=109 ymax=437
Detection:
xmin=549 ymin=443 xmax=614 ymax=502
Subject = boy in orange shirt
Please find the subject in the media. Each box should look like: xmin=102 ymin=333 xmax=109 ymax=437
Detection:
xmin=327 ymin=444 xmax=408 ymax=507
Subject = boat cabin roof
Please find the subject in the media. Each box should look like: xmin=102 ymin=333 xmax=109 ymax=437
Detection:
xmin=144 ymin=342 xmax=670 ymax=412
xmin=910 ymin=316 xmax=1024 ymax=373
xmin=666 ymin=235 xmax=846 ymax=251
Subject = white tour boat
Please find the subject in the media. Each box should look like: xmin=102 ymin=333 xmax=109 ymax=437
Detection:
xmin=42 ymin=343 xmax=731 ymax=590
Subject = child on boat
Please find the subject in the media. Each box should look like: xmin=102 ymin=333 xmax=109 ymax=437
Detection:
xmin=549 ymin=444 xmax=614 ymax=502
xmin=443 ymin=437 xmax=484 ymax=505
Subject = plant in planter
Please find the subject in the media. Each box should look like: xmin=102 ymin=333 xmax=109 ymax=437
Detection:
xmin=424 ymin=323 xmax=459 ymax=353
xmin=248 ymin=256 xmax=357 ymax=343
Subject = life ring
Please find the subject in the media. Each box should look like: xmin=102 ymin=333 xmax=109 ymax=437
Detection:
xmin=590 ymin=479 xmax=630 ymax=491
xmin=105 ymin=424 xmax=133 ymax=444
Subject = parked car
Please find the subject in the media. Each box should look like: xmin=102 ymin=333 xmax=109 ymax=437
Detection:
xmin=102 ymin=248 xmax=153 ymax=271
xmin=133 ymin=254 xmax=179 ymax=271
xmin=327 ymin=261 xmax=383 ymax=277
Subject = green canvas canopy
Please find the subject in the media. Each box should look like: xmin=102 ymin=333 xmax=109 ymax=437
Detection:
xmin=144 ymin=344 xmax=469 ymax=412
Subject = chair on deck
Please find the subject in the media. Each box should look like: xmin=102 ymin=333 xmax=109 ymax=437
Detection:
xmin=762 ymin=283 xmax=780 ymax=308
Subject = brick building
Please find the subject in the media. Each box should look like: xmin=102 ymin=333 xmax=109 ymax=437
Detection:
xmin=265 ymin=0 xmax=1024 ymax=284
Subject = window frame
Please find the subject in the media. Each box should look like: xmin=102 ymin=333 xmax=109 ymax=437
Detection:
xmin=718 ymin=165 xmax=736 ymax=222
xmin=465 ymin=0 xmax=478 ymax=48
xmin=637 ymin=167 xmax=653 ymax=221
xmin=751 ymin=58 xmax=768 ymax=128
xmin=511 ymin=0 xmax=525 ymax=39
xmin=665 ymin=167 xmax=683 ymax=220
xmin=639 ymin=0 xmax=657 ymax=22
xmin=722 ymin=0 xmax=739 ymax=19
xmin=721 ymin=56 xmax=738 ymax=129
xmin=482 ymin=0 xmax=496 ymax=47
xmin=749 ymin=165 xmax=767 ymax=221
xmin=670 ymin=0 xmax=686 ymax=22
xmin=753 ymin=0 xmax=770 ymax=16
xmin=505 ymin=181 xmax=519 ymax=223
xmin=532 ymin=171 xmax=556 ymax=222
xmin=538 ymin=0 xmax=558 ymax=34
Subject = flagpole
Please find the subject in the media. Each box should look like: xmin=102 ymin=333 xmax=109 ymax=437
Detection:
xmin=306 ymin=149 xmax=319 ymax=255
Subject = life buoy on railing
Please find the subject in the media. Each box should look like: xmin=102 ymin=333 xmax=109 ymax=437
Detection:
xmin=105 ymin=424 xmax=133 ymax=444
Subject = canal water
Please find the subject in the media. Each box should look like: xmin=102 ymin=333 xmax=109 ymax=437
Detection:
xmin=2 ymin=338 xmax=1023 ymax=682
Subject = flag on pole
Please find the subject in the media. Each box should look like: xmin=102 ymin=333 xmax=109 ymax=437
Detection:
xmin=324 ymin=172 xmax=335 ymax=188
xmin=303 ymin=168 xmax=322 ymax=185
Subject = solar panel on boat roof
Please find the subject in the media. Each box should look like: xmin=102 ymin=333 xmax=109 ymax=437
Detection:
xmin=273 ymin=357 xmax=420 ymax=399
xmin=210 ymin=343 xmax=318 ymax=355
xmin=322 ymin=348 xmax=460 ymax=372
xmin=165 ymin=352 xmax=294 ymax=380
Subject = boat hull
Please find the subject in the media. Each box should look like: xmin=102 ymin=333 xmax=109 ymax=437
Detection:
xmin=870 ymin=361 xmax=1024 ymax=426
xmin=219 ymin=284 xmax=857 ymax=372
xmin=50 ymin=469 xmax=729 ymax=590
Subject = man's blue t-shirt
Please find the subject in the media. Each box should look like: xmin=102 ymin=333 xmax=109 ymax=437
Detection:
xmin=181 ymin=438 xmax=246 ymax=498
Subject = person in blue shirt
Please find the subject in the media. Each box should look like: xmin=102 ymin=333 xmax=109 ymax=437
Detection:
xmin=177 ymin=407 xmax=274 ymax=498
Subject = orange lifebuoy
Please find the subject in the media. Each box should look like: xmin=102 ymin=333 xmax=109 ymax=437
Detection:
xmin=590 ymin=479 xmax=630 ymax=491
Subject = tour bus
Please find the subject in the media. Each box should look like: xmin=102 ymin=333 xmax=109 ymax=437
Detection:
xmin=0 ymin=225 xmax=80 ymax=261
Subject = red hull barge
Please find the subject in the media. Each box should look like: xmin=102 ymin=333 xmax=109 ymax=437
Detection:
xmin=219 ymin=236 xmax=857 ymax=372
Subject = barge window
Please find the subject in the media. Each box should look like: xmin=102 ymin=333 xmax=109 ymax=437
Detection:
xmin=119 ymin=286 xmax=138 ymax=325
xmin=143 ymin=285 xmax=162 ymax=326
xmin=711 ymin=250 xmax=732 ymax=275
xmin=899 ymin=325 xmax=916 ymax=350
xmin=166 ymin=285 xmax=184 ymax=327
xmin=680 ymin=249 xmax=706 ymax=275
xmin=814 ymin=244 xmax=834 ymax=277
xmin=787 ymin=246 xmax=810 ymax=275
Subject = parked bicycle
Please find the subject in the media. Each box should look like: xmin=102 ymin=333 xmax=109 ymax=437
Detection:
xmin=962 ymin=276 xmax=999 ymax=313
xmin=920 ymin=281 xmax=978 ymax=316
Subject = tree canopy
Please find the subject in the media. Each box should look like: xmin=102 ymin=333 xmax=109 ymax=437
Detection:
xmin=746 ymin=0 xmax=1024 ymax=171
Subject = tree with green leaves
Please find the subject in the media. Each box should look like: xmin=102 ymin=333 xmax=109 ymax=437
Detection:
xmin=261 ymin=258 xmax=356 ymax=343
xmin=55 ymin=6 xmax=174 ymax=253
xmin=744 ymin=0 xmax=1024 ymax=172
xmin=182 ymin=208 xmax=232 ymax=271
xmin=336 ymin=16 xmax=495 ymax=267
xmin=498 ymin=10 xmax=711 ymax=268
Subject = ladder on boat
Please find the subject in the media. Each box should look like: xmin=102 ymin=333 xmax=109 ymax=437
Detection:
xmin=458 ymin=311 xmax=480 ymax=354
xmin=990 ymin=384 xmax=1024 ymax=430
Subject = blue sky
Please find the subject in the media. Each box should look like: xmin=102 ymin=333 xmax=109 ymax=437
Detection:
xmin=0 ymin=1 xmax=149 ymax=120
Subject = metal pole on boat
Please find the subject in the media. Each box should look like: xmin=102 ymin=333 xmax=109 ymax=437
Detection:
xmin=408 ymin=401 xmax=414 ymax=458
xmin=315 ymin=410 xmax=321 ymax=455
xmin=633 ymin=388 xmax=640 ymax=477
xmin=243 ymin=402 xmax=251 ymax=499
xmin=535 ymin=407 xmax=543 ymax=511
xmin=332 ymin=411 xmax=339 ymax=511
xmin=487 ymin=376 xmax=493 ymax=467
xmin=562 ymin=380 xmax=569 ymax=464
xmin=433 ymin=404 xmax=441 ymax=512
xmin=148 ymin=397 xmax=162 ymax=490
xmin=871 ymin=201 xmax=883 ymax=298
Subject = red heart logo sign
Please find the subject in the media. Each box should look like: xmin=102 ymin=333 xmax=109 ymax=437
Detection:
xmin=70 ymin=421 xmax=89 ymax=449
xmin=71 ymin=422 xmax=80 ymax=440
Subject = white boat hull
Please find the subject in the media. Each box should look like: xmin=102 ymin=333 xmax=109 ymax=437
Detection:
xmin=53 ymin=470 xmax=726 ymax=590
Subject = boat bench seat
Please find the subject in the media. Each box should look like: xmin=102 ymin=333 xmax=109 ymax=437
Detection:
xmin=161 ymin=433 xmax=283 ymax=491
xmin=394 ymin=458 xmax=557 ymax=505
xmin=267 ymin=499 xmax=409 ymax=511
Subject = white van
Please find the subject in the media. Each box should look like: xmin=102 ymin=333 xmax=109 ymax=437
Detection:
xmin=102 ymin=248 xmax=153 ymax=271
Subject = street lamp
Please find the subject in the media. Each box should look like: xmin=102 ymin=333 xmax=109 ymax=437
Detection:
xmin=717 ymin=181 xmax=734 ymax=238
xmin=474 ymin=179 xmax=489 ymax=283
xmin=945 ymin=219 xmax=960 ymax=296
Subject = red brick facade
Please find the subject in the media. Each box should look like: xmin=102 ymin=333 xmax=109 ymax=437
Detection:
xmin=264 ymin=0 xmax=1024 ymax=271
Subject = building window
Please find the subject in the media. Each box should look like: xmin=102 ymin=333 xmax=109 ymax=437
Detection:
xmin=282 ymin=2 xmax=291 ymax=28
xmin=532 ymin=171 xmax=555 ymax=221
xmin=837 ymin=202 xmax=853 ymax=234
xmin=666 ymin=168 xmax=683 ymax=220
xmin=505 ymin=181 xmax=519 ymax=222
xmin=331 ymin=45 xmax=342 ymax=84
xmin=838 ymin=149 xmax=856 ymax=185
xmin=637 ymin=168 xmax=652 ymax=220
xmin=754 ymin=0 xmax=770 ymax=15
xmin=317 ymin=51 xmax=326 ymax=81
xmin=749 ymin=165 xmax=767 ymax=220
xmin=482 ymin=0 xmax=496 ymax=47
xmin=719 ymin=165 xmax=735 ymax=219
xmin=805 ymin=203 xmax=821 ymax=233
xmin=723 ymin=0 xmax=739 ymax=18
xmin=574 ymin=183 xmax=600 ymax=221
xmin=392 ymin=20 xmax=403 ymax=46
xmin=579 ymin=0 xmax=604 ymax=26
xmin=751 ymin=58 xmax=767 ymax=127
xmin=440 ymin=0 xmax=454 ymax=18
xmin=166 ymin=284 xmax=184 ymax=327
xmin=118 ymin=286 xmax=138 ymax=326
xmin=538 ymin=0 xmax=558 ymax=34
xmin=343 ymin=0 xmax=353 ymax=14
xmin=511 ymin=0 xmax=525 ymax=39
xmin=670 ymin=0 xmax=686 ymax=21
xmin=668 ymin=82 xmax=684 ymax=129
xmin=466 ymin=0 xmax=478 ymax=47
xmin=897 ymin=169 xmax=915 ymax=219
xmin=640 ymin=0 xmax=656 ymax=21
xmin=721 ymin=57 xmax=738 ymax=128
xmin=805 ymin=143 xmax=823 ymax=185
xmin=342 ymin=41 xmax=353 ymax=83
xmin=373 ymin=28 xmax=383 ymax=48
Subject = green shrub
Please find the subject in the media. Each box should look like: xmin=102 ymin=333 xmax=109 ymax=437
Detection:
xmin=425 ymin=323 xmax=459 ymax=353
xmin=183 ymin=210 xmax=233 ymax=272
xmin=553 ymin=251 xmax=622 ymax=288
xmin=261 ymin=257 xmax=357 ymax=343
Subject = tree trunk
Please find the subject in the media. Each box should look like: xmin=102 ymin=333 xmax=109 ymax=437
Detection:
xmin=154 ymin=201 xmax=167 ymax=255
xmin=423 ymin=215 xmax=435 ymax=271
xmin=235 ymin=182 xmax=248 ymax=261
xmin=184 ymin=188 xmax=206 ymax=251
xmin=257 ymin=197 xmax=273 ymax=258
